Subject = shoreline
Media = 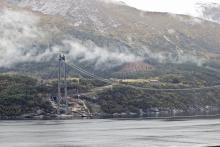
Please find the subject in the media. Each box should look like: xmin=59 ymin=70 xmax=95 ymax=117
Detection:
xmin=1 ymin=113 xmax=220 ymax=121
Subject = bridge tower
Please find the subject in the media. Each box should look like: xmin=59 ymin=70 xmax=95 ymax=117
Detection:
xmin=57 ymin=54 xmax=68 ymax=114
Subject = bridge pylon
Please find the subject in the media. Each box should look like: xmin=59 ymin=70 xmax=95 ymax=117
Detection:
xmin=57 ymin=54 xmax=68 ymax=114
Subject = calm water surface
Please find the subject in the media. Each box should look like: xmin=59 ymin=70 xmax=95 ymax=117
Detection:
xmin=0 ymin=118 xmax=220 ymax=147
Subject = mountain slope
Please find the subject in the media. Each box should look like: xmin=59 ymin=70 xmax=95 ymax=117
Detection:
xmin=1 ymin=0 xmax=220 ymax=78
xmin=110 ymin=0 xmax=220 ymax=24
xmin=198 ymin=2 xmax=220 ymax=24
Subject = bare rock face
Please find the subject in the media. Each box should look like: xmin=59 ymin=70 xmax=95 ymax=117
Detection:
xmin=197 ymin=2 xmax=220 ymax=24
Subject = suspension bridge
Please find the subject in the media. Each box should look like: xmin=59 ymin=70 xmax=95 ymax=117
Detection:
xmin=52 ymin=53 xmax=220 ymax=116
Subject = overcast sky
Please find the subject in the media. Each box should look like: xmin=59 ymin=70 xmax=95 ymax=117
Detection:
xmin=118 ymin=0 xmax=220 ymax=17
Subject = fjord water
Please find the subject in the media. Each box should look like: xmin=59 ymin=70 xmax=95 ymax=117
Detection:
xmin=0 ymin=119 xmax=220 ymax=147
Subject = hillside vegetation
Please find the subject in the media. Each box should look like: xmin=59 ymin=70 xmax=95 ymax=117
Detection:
xmin=0 ymin=74 xmax=53 ymax=117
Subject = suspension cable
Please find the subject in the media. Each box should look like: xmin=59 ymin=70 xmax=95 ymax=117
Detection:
xmin=67 ymin=63 xmax=112 ymax=84
xmin=66 ymin=63 xmax=220 ymax=92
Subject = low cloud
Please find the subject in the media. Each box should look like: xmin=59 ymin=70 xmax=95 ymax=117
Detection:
xmin=142 ymin=46 xmax=205 ymax=66
xmin=0 ymin=8 xmax=48 ymax=67
xmin=0 ymin=7 xmax=206 ymax=70
xmin=0 ymin=8 xmax=143 ymax=68
xmin=62 ymin=39 xmax=143 ymax=68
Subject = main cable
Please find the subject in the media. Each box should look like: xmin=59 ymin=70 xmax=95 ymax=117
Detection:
xmin=67 ymin=63 xmax=220 ymax=92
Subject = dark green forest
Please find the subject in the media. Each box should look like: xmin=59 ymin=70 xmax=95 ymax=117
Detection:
xmin=0 ymin=75 xmax=53 ymax=116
